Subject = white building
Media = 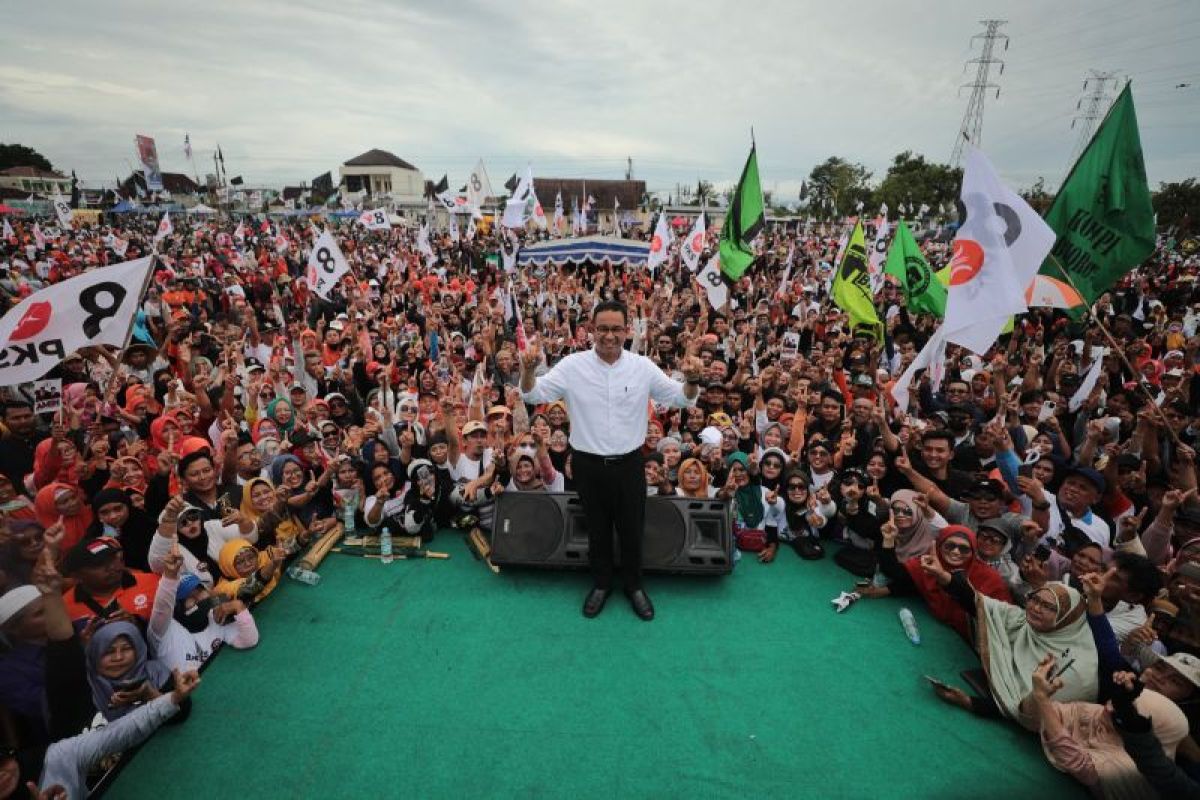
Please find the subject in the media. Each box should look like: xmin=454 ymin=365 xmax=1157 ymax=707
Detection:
xmin=339 ymin=149 xmax=425 ymax=203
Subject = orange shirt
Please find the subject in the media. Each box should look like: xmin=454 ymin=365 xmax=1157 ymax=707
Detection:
xmin=62 ymin=570 xmax=160 ymax=626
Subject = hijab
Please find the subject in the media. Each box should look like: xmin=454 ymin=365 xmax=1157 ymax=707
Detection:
xmin=676 ymin=458 xmax=711 ymax=499
xmin=85 ymin=620 xmax=172 ymax=721
xmin=1041 ymin=689 xmax=1187 ymax=799
xmin=890 ymin=489 xmax=939 ymax=561
xmin=978 ymin=583 xmax=1099 ymax=730
xmin=85 ymin=488 xmax=155 ymax=571
xmin=32 ymin=437 xmax=79 ymax=487
xmin=510 ymin=453 xmax=544 ymax=491
xmin=239 ymin=477 xmax=275 ymax=523
xmin=215 ymin=537 xmax=278 ymax=603
xmin=903 ymin=525 xmax=1012 ymax=642
xmin=33 ymin=482 xmax=93 ymax=554
xmin=265 ymin=398 xmax=296 ymax=435
xmin=758 ymin=448 xmax=788 ymax=492
xmin=727 ymin=451 xmax=764 ymax=528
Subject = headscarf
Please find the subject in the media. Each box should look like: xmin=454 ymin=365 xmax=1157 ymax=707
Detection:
xmin=86 ymin=487 xmax=155 ymax=571
xmin=34 ymin=482 xmax=93 ymax=554
xmin=510 ymin=452 xmax=544 ymax=491
xmin=978 ymin=583 xmax=1099 ymax=730
xmin=85 ymin=620 xmax=172 ymax=721
xmin=239 ymin=476 xmax=275 ymax=523
xmin=903 ymin=525 xmax=1012 ymax=642
xmin=265 ymin=397 xmax=296 ymax=435
xmin=269 ymin=453 xmax=303 ymax=487
xmin=757 ymin=447 xmax=788 ymax=492
xmin=890 ymin=489 xmax=939 ymax=561
xmin=32 ymin=437 xmax=79 ymax=487
xmin=727 ymin=451 xmax=764 ymax=528
xmin=1041 ymin=690 xmax=1188 ymax=798
xmin=215 ymin=537 xmax=278 ymax=602
xmin=676 ymin=458 xmax=711 ymax=499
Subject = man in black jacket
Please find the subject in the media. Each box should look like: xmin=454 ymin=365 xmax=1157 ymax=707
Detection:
xmin=0 ymin=400 xmax=43 ymax=493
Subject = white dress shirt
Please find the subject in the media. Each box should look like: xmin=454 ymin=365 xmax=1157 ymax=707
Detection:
xmin=522 ymin=348 xmax=696 ymax=456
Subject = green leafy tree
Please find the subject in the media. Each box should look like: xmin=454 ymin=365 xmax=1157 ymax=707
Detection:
xmin=1153 ymin=179 xmax=1200 ymax=231
xmin=696 ymin=179 xmax=714 ymax=206
xmin=808 ymin=156 xmax=873 ymax=218
xmin=1020 ymin=176 xmax=1055 ymax=215
xmin=873 ymin=151 xmax=961 ymax=217
xmin=0 ymin=143 xmax=53 ymax=172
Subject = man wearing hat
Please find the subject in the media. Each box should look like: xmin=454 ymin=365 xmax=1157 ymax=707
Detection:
xmin=1046 ymin=466 xmax=1112 ymax=549
xmin=520 ymin=300 xmax=701 ymax=621
xmin=61 ymin=537 xmax=160 ymax=627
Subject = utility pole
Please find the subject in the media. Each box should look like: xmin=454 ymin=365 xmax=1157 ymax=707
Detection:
xmin=950 ymin=19 xmax=1008 ymax=166
xmin=1067 ymin=69 xmax=1119 ymax=165
xmin=625 ymin=156 xmax=633 ymax=181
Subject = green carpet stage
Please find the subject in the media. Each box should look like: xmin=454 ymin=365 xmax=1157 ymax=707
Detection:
xmin=112 ymin=536 xmax=1080 ymax=799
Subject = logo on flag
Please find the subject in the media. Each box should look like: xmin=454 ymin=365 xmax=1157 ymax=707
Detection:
xmin=948 ymin=239 xmax=984 ymax=285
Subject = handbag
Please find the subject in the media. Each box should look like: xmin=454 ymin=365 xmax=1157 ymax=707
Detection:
xmin=735 ymin=526 xmax=767 ymax=552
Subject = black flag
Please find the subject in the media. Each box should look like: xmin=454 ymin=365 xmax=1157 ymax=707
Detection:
xmin=504 ymin=173 xmax=519 ymax=192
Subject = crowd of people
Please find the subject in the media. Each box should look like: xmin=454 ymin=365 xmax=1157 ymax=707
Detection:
xmin=0 ymin=206 xmax=1199 ymax=798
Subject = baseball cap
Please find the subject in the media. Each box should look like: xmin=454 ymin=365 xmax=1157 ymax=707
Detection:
xmin=175 ymin=574 xmax=204 ymax=602
xmin=1066 ymin=466 xmax=1106 ymax=494
xmin=965 ymin=478 xmax=1005 ymax=499
xmin=708 ymin=411 xmax=734 ymax=429
xmin=852 ymin=374 xmax=874 ymax=387
xmin=461 ymin=420 xmax=487 ymax=436
xmin=486 ymin=405 xmax=512 ymax=418
xmin=63 ymin=536 xmax=123 ymax=573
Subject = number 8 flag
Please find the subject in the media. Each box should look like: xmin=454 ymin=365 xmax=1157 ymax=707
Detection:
xmin=697 ymin=256 xmax=728 ymax=310
xmin=306 ymin=230 xmax=352 ymax=299
xmin=357 ymin=208 xmax=391 ymax=230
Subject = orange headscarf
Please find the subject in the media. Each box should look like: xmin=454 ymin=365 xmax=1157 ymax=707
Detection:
xmin=34 ymin=482 xmax=94 ymax=554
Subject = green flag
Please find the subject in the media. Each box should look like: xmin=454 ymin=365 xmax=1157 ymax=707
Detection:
xmin=719 ymin=145 xmax=765 ymax=280
xmin=832 ymin=222 xmax=882 ymax=341
xmin=884 ymin=220 xmax=946 ymax=316
xmin=1039 ymin=83 xmax=1155 ymax=316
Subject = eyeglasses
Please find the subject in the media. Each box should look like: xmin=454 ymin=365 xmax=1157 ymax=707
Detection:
xmin=941 ymin=542 xmax=973 ymax=555
xmin=1027 ymin=595 xmax=1058 ymax=614
xmin=890 ymin=505 xmax=914 ymax=516
xmin=786 ymin=483 xmax=807 ymax=491
xmin=808 ymin=448 xmax=830 ymax=457
xmin=594 ymin=326 xmax=625 ymax=335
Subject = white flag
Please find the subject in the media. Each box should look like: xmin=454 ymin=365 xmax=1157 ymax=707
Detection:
xmin=553 ymin=191 xmax=564 ymax=234
xmin=111 ymin=237 xmax=129 ymax=258
xmin=681 ymin=213 xmax=706 ymax=272
xmin=416 ymin=223 xmax=435 ymax=267
xmin=466 ymin=159 xmax=494 ymax=214
xmin=943 ymin=147 xmax=1056 ymax=355
xmin=869 ymin=218 xmax=890 ymax=279
xmin=1069 ymin=353 xmax=1105 ymax=412
xmin=530 ymin=190 xmax=548 ymax=230
xmin=503 ymin=167 xmax=534 ymax=228
xmin=465 ymin=216 xmax=476 ymax=241
xmin=305 ymin=230 xmax=352 ymax=299
xmin=777 ymin=245 xmax=794 ymax=297
xmin=500 ymin=230 xmax=519 ymax=273
xmin=358 ymin=208 xmax=391 ymax=230
xmin=647 ymin=212 xmax=673 ymax=272
xmin=154 ymin=212 xmax=172 ymax=244
xmin=697 ymin=257 xmax=727 ymax=310
xmin=890 ymin=328 xmax=948 ymax=414
xmin=0 ymin=256 xmax=154 ymax=384
xmin=448 ymin=212 xmax=460 ymax=243
xmin=52 ymin=194 xmax=73 ymax=228
xmin=2 ymin=218 xmax=14 ymax=240
xmin=33 ymin=223 xmax=46 ymax=250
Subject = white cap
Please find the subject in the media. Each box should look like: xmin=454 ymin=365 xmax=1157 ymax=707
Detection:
xmin=698 ymin=426 xmax=722 ymax=447
xmin=0 ymin=585 xmax=41 ymax=627
xmin=1161 ymin=652 xmax=1200 ymax=691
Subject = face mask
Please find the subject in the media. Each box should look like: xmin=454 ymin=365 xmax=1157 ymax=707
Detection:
xmin=178 ymin=600 xmax=212 ymax=633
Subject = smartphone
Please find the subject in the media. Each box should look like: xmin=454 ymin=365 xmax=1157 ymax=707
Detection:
xmin=113 ymin=678 xmax=148 ymax=693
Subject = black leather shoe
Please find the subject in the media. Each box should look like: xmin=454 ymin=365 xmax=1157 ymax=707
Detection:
xmin=583 ymin=587 xmax=610 ymax=618
xmin=625 ymin=589 xmax=655 ymax=621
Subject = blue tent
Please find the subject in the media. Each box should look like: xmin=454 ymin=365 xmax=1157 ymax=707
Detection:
xmin=516 ymin=235 xmax=650 ymax=268
xmin=109 ymin=200 xmax=137 ymax=213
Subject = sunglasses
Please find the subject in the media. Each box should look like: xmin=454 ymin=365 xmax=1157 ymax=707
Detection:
xmin=890 ymin=505 xmax=914 ymax=516
xmin=786 ymin=483 xmax=807 ymax=491
xmin=941 ymin=542 xmax=973 ymax=555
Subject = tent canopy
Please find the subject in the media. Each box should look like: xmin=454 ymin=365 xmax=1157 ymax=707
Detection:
xmin=187 ymin=203 xmax=217 ymax=215
xmin=516 ymin=235 xmax=649 ymax=268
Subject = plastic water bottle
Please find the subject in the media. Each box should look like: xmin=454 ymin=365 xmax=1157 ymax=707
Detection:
xmin=899 ymin=607 xmax=921 ymax=645
xmin=286 ymin=565 xmax=321 ymax=585
xmin=871 ymin=566 xmax=888 ymax=588
xmin=380 ymin=526 xmax=394 ymax=564
xmin=342 ymin=501 xmax=356 ymax=537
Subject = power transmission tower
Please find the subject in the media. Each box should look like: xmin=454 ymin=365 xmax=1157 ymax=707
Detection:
xmin=1067 ymin=70 xmax=1119 ymax=164
xmin=950 ymin=19 xmax=1009 ymax=166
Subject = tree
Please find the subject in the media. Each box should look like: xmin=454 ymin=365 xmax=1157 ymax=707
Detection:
xmin=808 ymin=156 xmax=872 ymax=218
xmin=872 ymin=151 xmax=961 ymax=218
xmin=1021 ymin=176 xmax=1055 ymax=216
xmin=695 ymin=179 xmax=714 ymax=206
xmin=1154 ymin=179 xmax=1200 ymax=232
xmin=0 ymin=143 xmax=53 ymax=172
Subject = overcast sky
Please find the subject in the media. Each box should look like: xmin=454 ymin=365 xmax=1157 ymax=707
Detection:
xmin=2 ymin=0 xmax=1196 ymax=201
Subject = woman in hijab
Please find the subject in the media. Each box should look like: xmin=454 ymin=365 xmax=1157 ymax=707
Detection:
xmin=214 ymin=537 xmax=286 ymax=605
xmin=889 ymin=489 xmax=940 ymax=563
xmin=29 ymin=436 xmax=80 ymax=492
xmin=33 ymin=483 xmax=93 ymax=554
xmin=85 ymin=620 xmax=176 ymax=722
xmin=264 ymin=397 xmax=296 ymax=436
xmin=875 ymin=524 xmax=1012 ymax=643
xmin=85 ymin=488 xmax=156 ymax=571
xmin=239 ymin=475 xmax=306 ymax=552
xmin=675 ymin=458 xmax=715 ymax=499
xmin=722 ymin=452 xmax=785 ymax=562
xmin=779 ymin=468 xmax=836 ymax=560
xmin=757 ymin=448 xmax=788 ymax=494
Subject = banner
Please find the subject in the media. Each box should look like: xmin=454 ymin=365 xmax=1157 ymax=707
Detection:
xmin=135 ymin=134 xmax=163 ymax=191
xmin=52 ymin=194 xmax=73 ymax=228
xmin=697 ymin=256 xmax=728 ymax=310
xmin=358 ymin=208 xmax=391 ymax=230
xmin=681 ymin=213 xmax=706 ymax=272
xmin=33 ymin=379 xmax=62 ymax=415
xmin=466 ymin=159 xmax=495 ymax=214
xmin=647 ymin=212 xmax=673 ymax=273
xmin=305 ymin=230 xmax=352 ymax=299
xmin=1038 ymin=83 xmax=1155 ymax=317
xmin=831 ymin=222 xmax=882 ymax=341
xmin=154 ymin=212 xmax=172 ymax=244
xmin=0 ymin=257 xmax=154 ymax=384
xmin=884 ymin=220 xmax=946 ymax=316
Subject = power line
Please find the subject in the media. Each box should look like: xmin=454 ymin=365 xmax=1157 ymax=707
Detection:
xmin=951 ymin=19 xmax=1009 ymax=166
xmin=1067 ymin=69 xmax=1120 ymax=165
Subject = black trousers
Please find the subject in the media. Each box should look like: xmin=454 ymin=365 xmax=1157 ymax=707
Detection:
xmin=572 ymin=450 xmax=646 ymax=591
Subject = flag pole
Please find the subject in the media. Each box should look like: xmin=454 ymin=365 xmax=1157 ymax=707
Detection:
xmin=1048 ymin=254 xmax=1182 ymax=445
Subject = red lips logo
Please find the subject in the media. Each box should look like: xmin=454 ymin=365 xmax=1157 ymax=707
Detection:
xmin=10 ymin=301 xmax=51 ymax=340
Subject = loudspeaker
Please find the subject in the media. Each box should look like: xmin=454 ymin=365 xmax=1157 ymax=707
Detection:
xmin=490 ymin=492 xmax=733 ymax=575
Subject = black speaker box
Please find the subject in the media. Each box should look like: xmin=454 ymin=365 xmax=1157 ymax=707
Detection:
xmin=490 ymin=492 xmax=733 ymax=575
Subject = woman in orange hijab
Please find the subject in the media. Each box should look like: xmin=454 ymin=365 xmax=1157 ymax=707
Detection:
xmin=34 ymin=482 xmax=94 ymax=554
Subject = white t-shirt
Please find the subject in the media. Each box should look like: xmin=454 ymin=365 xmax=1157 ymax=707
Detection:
xmin=450 ymin=449 xmax=494 ymax=482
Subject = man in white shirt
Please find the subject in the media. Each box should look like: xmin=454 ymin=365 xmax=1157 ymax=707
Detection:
xmin=521 ymin=301 xmax=702 ymax=621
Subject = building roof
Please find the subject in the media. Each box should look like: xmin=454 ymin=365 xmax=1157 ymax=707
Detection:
xmin=121 ymin=172 xmax=201 ymax=196
xmin=533 ymin=178 xmax=645 ymax=211
xmin=1 ymin=166 xmax=67 ymax=179
xmin=281 ymin=186 xmax=304 ymax=200
xmin=343 ymin=149 xmax=418 ymax=170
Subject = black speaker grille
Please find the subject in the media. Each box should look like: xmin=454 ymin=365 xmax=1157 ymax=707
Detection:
xmin=490 ymin=493 xmax=564 ymax=561
xmin=643 ymin=499 xmax=687 ymax=565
